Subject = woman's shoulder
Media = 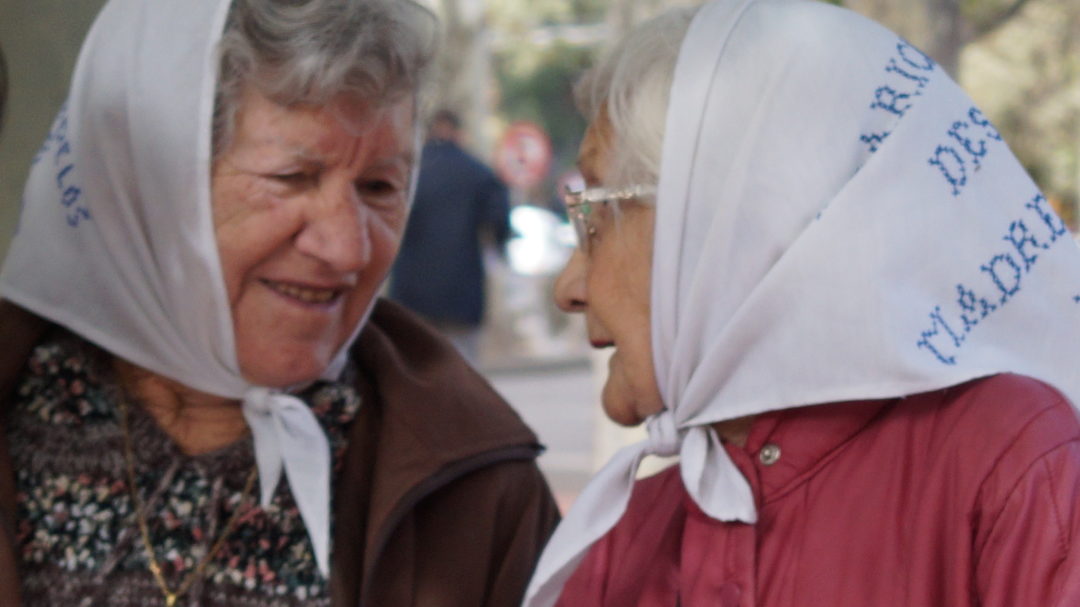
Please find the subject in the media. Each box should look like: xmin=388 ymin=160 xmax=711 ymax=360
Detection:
xmin=8 ymin=326 xmax=117 ymax=427
xmin=922 ymin=375 xmax=1080 ymax=587
xmin=913 ymin=373 xmax=1078 ymax=445
xmin=895 ymin=373 xmax=1079 ymax=492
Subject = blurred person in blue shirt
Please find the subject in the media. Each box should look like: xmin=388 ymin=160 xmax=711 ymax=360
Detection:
xmin=389 ymin=109 xmax=511 ymax=363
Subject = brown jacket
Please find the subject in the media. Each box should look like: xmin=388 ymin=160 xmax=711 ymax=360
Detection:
xmin=0 ymin=299 xmax=560 ymax=606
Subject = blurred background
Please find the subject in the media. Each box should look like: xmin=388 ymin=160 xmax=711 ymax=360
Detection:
xmin=2 ymin=0 xmax=1078 ymax=510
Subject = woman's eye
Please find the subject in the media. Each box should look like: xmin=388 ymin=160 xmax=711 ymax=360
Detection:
xmin=272 ymin=172 xmax=313 ymax=185
xmin=357 ymin=180 xmax=403 ymax=203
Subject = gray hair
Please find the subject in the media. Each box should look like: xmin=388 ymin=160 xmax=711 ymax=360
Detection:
xmin=574 ymin=7 xmax=698 ymax=194
xmin=213 ymin=0 xmax=439 ymax=155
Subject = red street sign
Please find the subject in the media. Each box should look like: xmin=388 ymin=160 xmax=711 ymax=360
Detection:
xmin=494 ymin=121 xmax=552 ymax=190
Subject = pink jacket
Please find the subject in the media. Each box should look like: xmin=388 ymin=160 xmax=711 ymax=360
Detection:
xmin=556 ymin=374 xmax=1080 ymax=606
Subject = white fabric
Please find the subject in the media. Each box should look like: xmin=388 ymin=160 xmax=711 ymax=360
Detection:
xmin=525 ymin=0 xmax=1080 ymax=604
xmin=0 ymin=0 xmax=362 ymax=577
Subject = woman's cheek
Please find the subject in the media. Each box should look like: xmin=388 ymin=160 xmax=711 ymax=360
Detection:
xmin=372 ymin=206 xmax=409 ymax=249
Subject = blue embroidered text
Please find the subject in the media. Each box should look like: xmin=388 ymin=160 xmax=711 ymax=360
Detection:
xmin=917 ymin=193 xmax=1067 ymax=364
xmin=927 ymin=107 xmax=1002 ymax=197
xmin=32 ymin=103 xmax=91 ymax=228
xmin=860 ymin=40 xmax=935 ymax=153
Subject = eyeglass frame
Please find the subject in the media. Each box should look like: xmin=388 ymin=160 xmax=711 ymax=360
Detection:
xmin=561 ymin=184 xmax=657 ymax=253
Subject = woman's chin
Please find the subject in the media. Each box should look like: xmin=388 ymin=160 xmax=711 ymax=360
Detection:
xmin=234 ymin=332 xmax=346 ymax=388
xmin=239 ymin=354 xmax=331 ymax=390
xmin=600 ymin=367 xmax=664 ymax=427
xmin=601 ymin=388 xmax=646 ymax=427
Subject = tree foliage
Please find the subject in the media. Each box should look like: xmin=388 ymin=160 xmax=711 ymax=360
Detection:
xmin=844 ymin=0 xmax=1077 ymax=227
xmin=496 ymin=42 xmax=594 ymax=189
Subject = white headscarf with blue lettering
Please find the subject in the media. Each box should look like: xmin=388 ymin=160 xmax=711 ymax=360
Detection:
xmin=525 ymin=0 xmax=1080 ymax=603
xmin=0 ymin=0 xmax=374 ymax=577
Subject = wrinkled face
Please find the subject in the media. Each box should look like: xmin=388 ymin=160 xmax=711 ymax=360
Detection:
xmin=554 ymin=115 xmax=663 ymax=426
xmin=212 ymin=86 xmax=415 ymax=387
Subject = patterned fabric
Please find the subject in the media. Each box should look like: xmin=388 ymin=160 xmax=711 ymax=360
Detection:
xmin=8 ymin=331 xmax=362 ymax=606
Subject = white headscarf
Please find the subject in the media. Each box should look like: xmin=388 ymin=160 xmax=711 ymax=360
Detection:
xmin=525 ymin=0 xmax=1080 ymax=603
xmin=0 ymin=0 xmax=377 ymax=576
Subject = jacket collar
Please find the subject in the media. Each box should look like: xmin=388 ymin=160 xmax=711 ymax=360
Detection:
xmin=720 ymin=398 xmax=895 ymax=509
xmin=350 ymin=298 xmax=542 ymax=540
xmin=321 ymin=299 xmax=546 ymax=600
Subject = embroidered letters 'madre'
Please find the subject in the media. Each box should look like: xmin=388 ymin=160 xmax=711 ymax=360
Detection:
xmin=917 ymin=193 xmax=1069 ymax=365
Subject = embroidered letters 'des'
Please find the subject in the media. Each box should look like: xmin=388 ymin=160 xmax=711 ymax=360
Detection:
xmin=927 ymin=107 xmax=1003 ymax=197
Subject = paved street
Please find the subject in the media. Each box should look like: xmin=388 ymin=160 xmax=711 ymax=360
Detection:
xmin=485 ymin=361 xmax=597 ymax=511
xmin=483 ymin=355 xmax=661 ymax=512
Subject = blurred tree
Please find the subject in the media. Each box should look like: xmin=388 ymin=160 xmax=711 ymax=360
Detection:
xmin=496 ymin=42 xmax=594 ymax=202
xmin=844 ymin=0 xmax=1078 ymax=227
xmin=603 ymin=0 xmax=700 ymax=35
xmin=961 ymin=0 xmax=1080 ymax=228
xmin=430 ymin=0 xmax=606 ymax=168
xmin=843 ymin=0 xmax=1033 ymax=76
xmin=487 ymin=0 xmax=610 ymax=202
xmin=489 ymin=0 xmax=605 ymax=27
xmin=429 ymin=0 xmax=1077 ymax=227
xmin=608 ymin=0 xmax=674 ymax=35
xmin=426 ymin=0 xmax=499 ymax=154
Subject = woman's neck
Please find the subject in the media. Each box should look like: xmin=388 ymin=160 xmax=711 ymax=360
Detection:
xmin=711 ymin=415 xmax=756 ymax=448
xmin=113 ymin=357 xmax=249 ymax=455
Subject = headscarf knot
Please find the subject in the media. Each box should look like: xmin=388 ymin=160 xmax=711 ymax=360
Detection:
xmin=644 ymin=410 xmax=681 ymax=457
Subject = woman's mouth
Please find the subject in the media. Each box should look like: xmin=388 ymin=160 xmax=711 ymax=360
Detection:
xmin=262 ymin=279 xmax=342 ymax=305
xmin=590 ymin=339 xmax=615 ymax=349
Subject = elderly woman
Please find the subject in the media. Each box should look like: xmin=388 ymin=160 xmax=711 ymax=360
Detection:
xmin=525 ymin=1 xmax=1080 ymax=605
xmin=0 ymin=0 xmax=558 ymax=605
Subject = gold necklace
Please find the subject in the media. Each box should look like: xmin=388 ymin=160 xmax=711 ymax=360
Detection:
xmin=118 ymin=399 xmax=257 ymax=607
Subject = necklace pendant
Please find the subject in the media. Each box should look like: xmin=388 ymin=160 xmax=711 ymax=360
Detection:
xmin=121 ymin=401 xmax=256 ymax=607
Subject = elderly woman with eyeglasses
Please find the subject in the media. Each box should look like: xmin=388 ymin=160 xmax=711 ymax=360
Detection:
xmin=524 ymin=1 xmax=1080 ymax=606
xmin=0 ymin=1 xmax=558 ymax=605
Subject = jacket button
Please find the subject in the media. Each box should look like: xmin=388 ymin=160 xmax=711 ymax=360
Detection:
xmin=758 ymin=443 xmax=781 ymax=466
xmin=718 ymin=581 xmax=741 ymax=606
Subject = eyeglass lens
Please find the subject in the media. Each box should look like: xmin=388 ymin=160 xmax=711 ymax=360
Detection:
xmin=570 ymin=202 xmax=591 ymax=252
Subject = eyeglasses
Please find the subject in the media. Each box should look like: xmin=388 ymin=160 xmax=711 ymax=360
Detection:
xmin=562 ymin=184 xmax=656 ymax=253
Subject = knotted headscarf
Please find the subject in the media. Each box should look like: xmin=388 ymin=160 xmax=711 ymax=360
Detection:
xmin=526 ymin=0 xmax=1080 ymax=603
xmin=0 ymin=0 xmax=393 ymax=576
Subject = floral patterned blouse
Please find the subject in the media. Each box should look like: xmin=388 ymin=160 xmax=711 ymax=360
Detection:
xmin=7 ymin=330 xmax=362 ymax=606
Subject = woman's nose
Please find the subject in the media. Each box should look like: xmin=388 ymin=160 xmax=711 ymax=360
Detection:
xmin=554 ymin=248 xmax=587 ymax=313
xmin=294 ymin=188 xmax=371 ymax=272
